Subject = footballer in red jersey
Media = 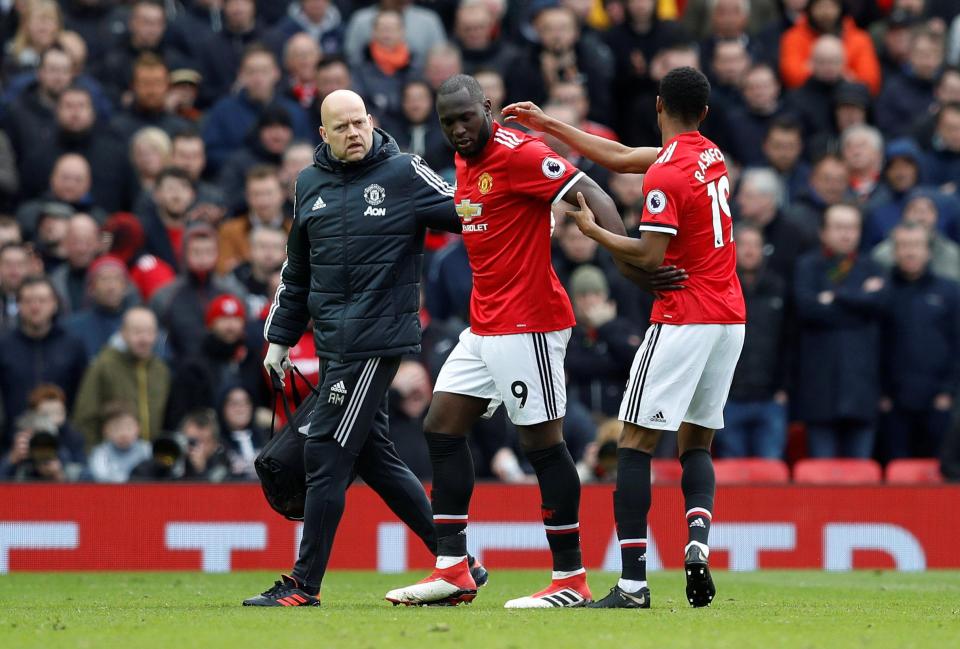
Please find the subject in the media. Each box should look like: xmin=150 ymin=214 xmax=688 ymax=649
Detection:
xmin=505 ymin=67 xmax=745 ymax=610
xmin=385 ymin=75 xmax=684 ymax=610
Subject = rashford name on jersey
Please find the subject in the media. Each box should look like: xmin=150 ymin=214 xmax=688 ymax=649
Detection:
xmin=637 ymin=131 xmax=746 ymax=325
xmin=453 ymin=122 xmax=581 ymax=335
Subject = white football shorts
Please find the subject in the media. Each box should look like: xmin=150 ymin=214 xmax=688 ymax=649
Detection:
xmin=434 ymin=327 xmax=571 ymax=426
xmin=619 ymin=323 xmax=745 ymax=431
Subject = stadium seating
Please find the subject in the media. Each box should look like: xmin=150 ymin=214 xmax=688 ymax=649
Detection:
xmin=793 ymin=459 xmax=883 ymax=484
xmin=651 ymin=459 xmax=683 ymax=484
xmin=885 ymin=459 xmax=944 ymax=484
xmin=713 ymin=459 xmax=790 ymax=484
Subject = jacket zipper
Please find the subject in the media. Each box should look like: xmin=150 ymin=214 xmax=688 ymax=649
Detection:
xmin=340 ymin=179 xmax=349 ymax=362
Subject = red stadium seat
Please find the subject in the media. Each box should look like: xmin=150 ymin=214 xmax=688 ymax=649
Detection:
xmin=713 ymin=459 xmax=790 ymax=484
xmin=793 ymin=459 xmax=882 ymax=484
xmin=651 ymin=459 xmax=682 ymax=484
xmin=885 ymin=459 xmax=944 ymax=484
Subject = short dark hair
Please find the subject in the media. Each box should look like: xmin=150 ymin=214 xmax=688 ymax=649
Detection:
xmin=766 ymin=115 xmax=803 ymax=138
xmin=181 ymin=408 xmax=220 ymax=440
xmin=893 ymin=219 xmax=933 ymax=248
xmin=172 ymin=127 xmax=203 ymax=143
xmin=16 ymin=275 xmax=57 ymax=303
xmin=245 ymin=164 xmax=280 ymax=185
xmin=155 ymin=166 xmax=194 ymax=188
xmin=317 ymin=55 xmax=348 ymax=72
xmin=658 ymin=66 xmax=710 ymax=124
xmin=102 ymin=401 xmax=138 ymax=428
xmin=437 ymin=74 xmax=485 ymax=104
xmin=241 ymin=43 xmax=276 ymax=67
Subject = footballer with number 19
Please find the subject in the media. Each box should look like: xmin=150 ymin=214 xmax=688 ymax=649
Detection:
xmin=504 ymin=66 xmax=746 ymax=609
xmin=385 ymin=75 xmax=686 ymax=609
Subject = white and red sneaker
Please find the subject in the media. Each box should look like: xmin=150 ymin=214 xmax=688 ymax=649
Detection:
xmin=503 ymin=571 xmax=592 ymax=608
xmin=385 ymin=558 xmax=478 ymax=606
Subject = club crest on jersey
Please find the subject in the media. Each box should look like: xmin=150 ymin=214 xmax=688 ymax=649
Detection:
xmin=541 ymin=157 xmax=566 ymax=179
xmin=363 ymin=183 xmax=385 ymax=206
xmin=478 ymin=172 xmax=494 ymax=194
xmin=646 ymin=190 xmax=667 ymax=215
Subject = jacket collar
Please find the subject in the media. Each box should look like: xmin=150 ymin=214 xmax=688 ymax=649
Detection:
xmin=312 ymin=128 xmax=399 ymax=173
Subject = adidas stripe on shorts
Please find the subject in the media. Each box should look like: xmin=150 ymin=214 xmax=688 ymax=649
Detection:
xmin=619 ymin=323 xmax=744 ymax=431
xmin=434 ymin=327 xmax=571 ymax=426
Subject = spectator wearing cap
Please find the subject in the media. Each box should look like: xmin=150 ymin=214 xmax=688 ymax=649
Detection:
xmin=924 ymin=102 xmax=960 ymax=189
xmin=73 ymin=306 xmax=170 ymax=448
xmin=139 ymin=167 xmax=197 ymax=270
xmin=872 ymin=7 xmax=924 ymax=80
xmin=92 ymin=1 xmax=186 ymax=106
xmin=167 ymin=68 xmax=203 ymax=123
xmin=0 ymin=276 xmax=87 ymax=445
xmin=344 ymin=0 xmax=445 ymax=73
xmin=15 ymin=154 xmax=108 ymax=237
xmin=736 ymin=168 xmax=817 ymax=285
xmin=725 ymin=63 xmax=784 ymax=166
xmin=109 ymin=54 xmax=192 ymax=142
xmin=453 ymin=0 xmax=519 ymax=76
xmin=264 ymin=0 xmax=345 ymax=63
xmin=506 ymin=5 xmax=614 ymax=127
xmin=565 ymin=264 xmax=643 ymax=417
xmin=277 ymin=32 xmax=322 ymax=110
xmin=806 ymin=80 xmax=872 ymax=161
xmin=878 ymin=220 xmax=960 ymax=462
xmin=165 ymin=294 xmax=260 ymax=427
xmin=351 ymin=9 xmax=420 ymax=125
xmin=195 ymin=0 xmax=264 ymax=107
xmin=88 ymin=402 xmax=153 ymax=483
xmin=876 ymin=27 xmax=946 ymax=139
xmin=912 ymin=66 xmax=960 ymax=151
xmin=102 ymin=212 xmax=177 ymax=301
xmin=31 ymin=202 xmax=71 ymax=272
xmin=149 ymin=223 xmax=247 ymax=360
xmin=780 ymin=0 xmax=881 ymax=95
xmin=218 ymin=166 xmax=291 ymax=274
xmin=863 ymin=138 xmax=932 ymax=248
xmin=201 ymin=44 xmax=312 ymax=173
xmin=718 ymin=224 xmax=789 ymax=459
xmin=63 ymin=255 xmax=138 ymax=358
xmin=872 ymin=190 xmax=960 ymax=282
xmin=0 ymin=242 xmax=30 ymax=332
xmin=217 ymin=107 xmax=294 ymax=216
xmin=49 ymin=213 xmax=102 ymax=314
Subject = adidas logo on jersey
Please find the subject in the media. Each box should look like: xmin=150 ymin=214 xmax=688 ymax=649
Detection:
xmin=648 ymin=411 xmax=666 ymax=424
xmin=328 ymin=380 xmax=347 ymax=406
xmin=311 ymin=194 xmax=326 ymax=210
xmin=689 ymin=518 xmax=706 ymax=528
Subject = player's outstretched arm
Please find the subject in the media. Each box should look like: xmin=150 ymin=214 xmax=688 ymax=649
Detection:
xmin=566 ymin=192 xmax=671 ymax=272
xmin=502 ymin=101 xmax=658 ymax=174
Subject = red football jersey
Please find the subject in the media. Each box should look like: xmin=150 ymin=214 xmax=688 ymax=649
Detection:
xmin=638 ymin=132 xmax=746 ymax=325
xmin=454 ymin=123 xmax=579 ymax=335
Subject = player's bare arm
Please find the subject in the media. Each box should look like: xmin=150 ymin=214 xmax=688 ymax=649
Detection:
xmin=559 ymin=176 xmax=685 ymax=290
xmin=567 ymin=192 xmax=671 ymax=272
xmin=502 ymin=101 xmax=659 ymax=173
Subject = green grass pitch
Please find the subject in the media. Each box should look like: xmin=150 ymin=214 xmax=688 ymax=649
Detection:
xmin=2 ymin=570 xmax=958 ymax=649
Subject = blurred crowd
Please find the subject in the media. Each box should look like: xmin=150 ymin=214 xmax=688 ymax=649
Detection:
xmin=2 ymin=0 xmax=960 ymax=483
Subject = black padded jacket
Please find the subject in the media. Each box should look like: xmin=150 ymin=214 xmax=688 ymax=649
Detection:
xmin=264 ymin=129 xmax=459 ymax=361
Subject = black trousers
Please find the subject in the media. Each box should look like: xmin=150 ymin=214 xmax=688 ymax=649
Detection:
xmin=292 ymin=356 xmax=436 ymax=591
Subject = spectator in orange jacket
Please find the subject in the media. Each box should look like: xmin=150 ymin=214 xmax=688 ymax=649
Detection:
xmin=780 ymin=0 xmax=881 ymax=95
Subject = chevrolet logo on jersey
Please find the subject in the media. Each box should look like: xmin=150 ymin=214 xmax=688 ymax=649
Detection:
xmin=455 ymin=199 xmax=482 ymax=223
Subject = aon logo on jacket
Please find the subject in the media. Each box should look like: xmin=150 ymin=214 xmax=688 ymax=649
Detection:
xmin=364 ymin=206 xmax=386 ymax=216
